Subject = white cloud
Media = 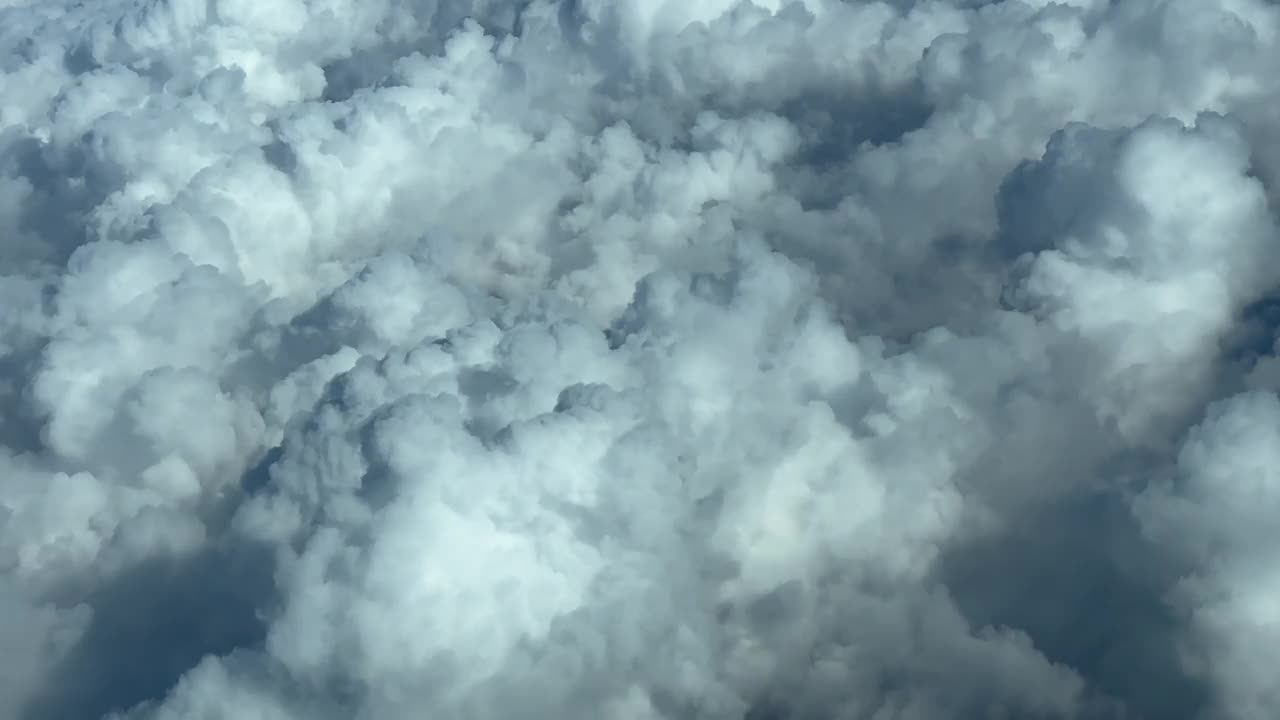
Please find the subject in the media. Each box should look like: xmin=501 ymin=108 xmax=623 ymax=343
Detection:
xmin=1136 ymin=392 xmax=1280 ymax=719
xmin=2 ymin=0 xmax=1280 ymax=718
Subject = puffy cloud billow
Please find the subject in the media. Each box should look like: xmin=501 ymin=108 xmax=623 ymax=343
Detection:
xmin=2 ymin=0 xmax=1280 ymax=718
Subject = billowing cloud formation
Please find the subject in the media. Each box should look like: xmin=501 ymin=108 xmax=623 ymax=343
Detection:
xmin=2 ymin=0 xmax=1280 ymax=718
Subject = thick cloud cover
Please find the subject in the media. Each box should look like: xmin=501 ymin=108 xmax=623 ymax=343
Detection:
xmin=3 ymin=0 xmax=1280 ymax=718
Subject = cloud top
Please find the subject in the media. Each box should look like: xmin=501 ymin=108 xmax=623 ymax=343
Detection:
xmin=3 ymin=1 xmax=1280 ymax=719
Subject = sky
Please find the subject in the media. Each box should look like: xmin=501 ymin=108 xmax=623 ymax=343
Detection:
xmin=2 ymin=0 xmax=1280 ymax=718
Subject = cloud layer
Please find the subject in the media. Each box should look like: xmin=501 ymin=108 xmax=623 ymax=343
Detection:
xmin=3 ymin=0 xmax=1280 ymax=718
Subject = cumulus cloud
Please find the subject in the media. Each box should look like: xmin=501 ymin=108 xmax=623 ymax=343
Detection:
xmin=1134 ymin=392 xmax=1280 ymax=720
xmin=3 ymin=0 xmax=1280 ymax=718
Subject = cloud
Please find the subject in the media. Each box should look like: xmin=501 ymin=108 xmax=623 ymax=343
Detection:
xmin=2 ymin=0 xmax=1280 ymax=718
xmin=1135 ymin=391 xmax=1280 ymax=720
